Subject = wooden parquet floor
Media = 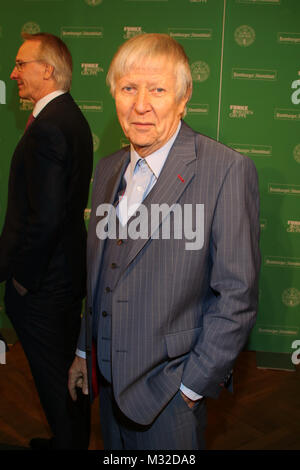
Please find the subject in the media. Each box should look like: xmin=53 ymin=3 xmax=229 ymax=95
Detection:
xmin=0 ymin=341 xmax=299 ymax=451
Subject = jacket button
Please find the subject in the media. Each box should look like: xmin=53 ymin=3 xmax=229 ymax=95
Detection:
xmin=102 ymin=311 xmax=108 ymax=317
xmin=111 ymin=262 xmax=117 ymax=269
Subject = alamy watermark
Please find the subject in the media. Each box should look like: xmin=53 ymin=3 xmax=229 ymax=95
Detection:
xmin=291 ymin=339 xmax=300 ymax=365
xmin=0 ymin=340 xmax=6 ymax=365
xmin=95 ymin=201 xmax=204 ymax=251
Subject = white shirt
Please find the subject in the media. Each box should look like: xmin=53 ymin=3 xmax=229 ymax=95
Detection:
xmin=32 ymin=90 xmax=66 ymax=117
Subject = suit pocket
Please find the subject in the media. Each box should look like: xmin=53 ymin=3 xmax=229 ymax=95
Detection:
xmin=165 ymin=327 xmax=202 ymax=359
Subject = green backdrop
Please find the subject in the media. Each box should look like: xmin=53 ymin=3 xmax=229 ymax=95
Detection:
xmin=0 ymin=0 xmax=299 ymax=354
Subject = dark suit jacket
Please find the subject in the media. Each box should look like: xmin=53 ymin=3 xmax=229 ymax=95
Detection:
xmin=0 ymin=93 xmax=93 ymax=297
xmin=78 ymin=121 xmax=261 ymax=425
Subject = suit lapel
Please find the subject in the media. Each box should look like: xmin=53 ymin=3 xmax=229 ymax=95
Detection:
xmin=89 ymin=149 xmax=130 ymax=300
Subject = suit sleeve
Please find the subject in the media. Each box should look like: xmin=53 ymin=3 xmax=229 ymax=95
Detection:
xmin=182 ymin=154 xmax=261 ymax=399
xmin=13 ymin=121 xmax=68 ymax=292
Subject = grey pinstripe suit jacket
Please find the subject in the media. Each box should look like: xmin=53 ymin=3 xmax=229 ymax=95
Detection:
xmin=78 ymin=121 xmax=260 ymax=425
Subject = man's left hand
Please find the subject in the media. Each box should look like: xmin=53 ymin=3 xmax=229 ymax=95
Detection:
xmin=180 ymin=391 xmax=202 ymax=409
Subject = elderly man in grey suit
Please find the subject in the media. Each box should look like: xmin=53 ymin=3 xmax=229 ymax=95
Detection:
xmin=68 ymin=33 xmax=260 ymax=450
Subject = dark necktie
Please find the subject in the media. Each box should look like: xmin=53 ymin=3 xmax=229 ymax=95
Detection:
xmin=25 ymin=113 xmax=35 ymax=131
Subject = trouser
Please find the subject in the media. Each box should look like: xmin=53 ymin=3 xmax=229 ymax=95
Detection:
xmin=5 ymin=278 xmax=90 ymax=449
xmin=98 ymin=375 xmax=206 ymax=450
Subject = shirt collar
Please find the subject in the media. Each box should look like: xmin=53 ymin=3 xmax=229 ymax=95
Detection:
xmin=129 ymin=121 xmax=182 ymax=179
xmin=33 ymin=90 xmax=66 ymax=117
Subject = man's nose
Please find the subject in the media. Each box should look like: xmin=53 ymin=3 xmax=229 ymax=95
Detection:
xmin=134 ymin=89 xmax=151 ymax=113
xmin=10 ymin=66 xmax=19 ymax=80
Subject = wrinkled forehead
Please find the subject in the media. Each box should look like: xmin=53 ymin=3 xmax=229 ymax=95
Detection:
xmin=119 ymin=54 xmax=176 ymax=80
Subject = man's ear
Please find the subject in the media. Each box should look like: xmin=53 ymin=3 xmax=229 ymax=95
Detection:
xmin=44 ymin=63 xmax=55 ymax=80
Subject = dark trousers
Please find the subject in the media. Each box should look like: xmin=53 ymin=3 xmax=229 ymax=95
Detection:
xmin=5 ymin=279 xmax=90 ymax=449
xmin=99 ymin=376 xmax=206 ymax=450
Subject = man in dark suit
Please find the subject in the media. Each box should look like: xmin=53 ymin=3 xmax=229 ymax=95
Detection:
xmin=68 ymin=33 xmax=260 ymax=450
xmin=0 ymin=33 xmax=93 ymax=449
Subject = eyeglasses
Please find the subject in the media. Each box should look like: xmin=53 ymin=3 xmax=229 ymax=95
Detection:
xmin=14 ymin=60 xmax=42 ymax=71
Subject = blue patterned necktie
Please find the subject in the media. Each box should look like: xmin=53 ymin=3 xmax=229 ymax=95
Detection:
xmin=117 ymin=158 xmax=154 ymax=226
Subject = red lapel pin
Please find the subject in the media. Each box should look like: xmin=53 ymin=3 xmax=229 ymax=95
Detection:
xmin=177 ymin=174 xmax=185 ymax=183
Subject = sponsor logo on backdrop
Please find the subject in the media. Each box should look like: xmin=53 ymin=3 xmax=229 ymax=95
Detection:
xmin=260 ymin=219 xmax=267 ymax=231
xmin=257 ymin=325 xmax=298 ymax=337
xmin=186 ymin=103 xmax=209 ymax=116
xmin=61 ymin=27 xmax=103 ymax=39
xmin=291 ymin=79 xmax=300 ymax=104
xmin=291 ymin=340 xmax=300 ymax=366
xmin=293 ymin=144 xmax=300 ymax=163
xmin=168 ymin=28 xmax=212 ymax=40
xmin=264 ymin=256 xmax=300 ymax=268
xmin=121 ymin=138 xmax=130 ymax=148
xmin=236 ymin=0 xmax=280 ymax=4
xmin=282 ymin=288 xmax=300 ymax=308
xmin=274 ymin=108 xmax=300 ymax=120
xmin=268 ymin=183 xmax=300 ymax=196
xmin=19 ymin=99 xmax=34 ymax=111
xmin=232 ymin=68 xmax=277 ymax=81
xmin=189 ymin=0 xmax=208 ymax=3
xmin=229 ymin=105 xmax=254 ymax=119
xmin=278 ymin=32 xmax=300 ymax=45
xmin=22 ymin=22 xmax=40 ymax=34
xmin=123 ymin=27 xmax=144 ymax=39
xmin=81 ymin=63 xmax=104 ymax=76
xmin=0 ymin=80 xmax=5 ymax=104
xmin=230 ymin=143 xmax=272 ymax=157
xmin=234 ymin=25 xmax=255 ymax=47
xmin=77 ymin=101 xmax=103 ymax=112
xmin=85 ymin=0 xmax=103 ymax=5
xmin=287 ymin=220 xmax=300 ymax=233
xmin=84 ymin=208 xmax=91 ymax=220
xmin=191 ymin=61 xmax=210 ymax=82
xmin=92 ymin=133 xmax=100 ymax=152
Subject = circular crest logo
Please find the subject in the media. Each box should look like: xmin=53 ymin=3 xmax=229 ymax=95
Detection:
xmin=234 ymin=25 xmax=255 ymax=47
xmin=92 ymin=133 xmax=100 ymax=152
xmin=22 ymin=22 xmax=40 ymax=35
xmin=85 ymin=0 xmax=102 ymax=6
xmin=293 ymin=144 xmax=300 ymax=164
xmin=282 ymin=288 xmax=300 ymax=308
xmin=191 ymin=61 xmax=210 ymax=83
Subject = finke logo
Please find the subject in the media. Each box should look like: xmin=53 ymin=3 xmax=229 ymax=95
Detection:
xmin=19 ymin=99 xmax=34 ymax=111
xmin=282 ymin=288 xmax=300 ymax=308
xmin=22 ymin=22 xmax=40 ymax=34
xmin=291 ymin=79 xmax=300 ymax=105
xmin=123 ymin=27 xmax=143 ymax=39
xmin=234 ymin=25 xmax=255 ymax=47
xmin=0 ymin=80 xmax=6 ymax=104
xmin=81 ymin=63 xmax=103 ymax=76
xmin=287 ymin=220 xmax=300 ymax=233
xmin=191 ymin=61 xmax=210 ymax=82
xmin=229 ymin=105 xmax=254 ymax=119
